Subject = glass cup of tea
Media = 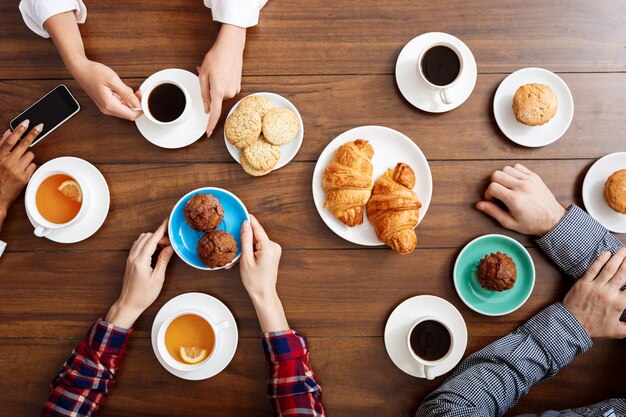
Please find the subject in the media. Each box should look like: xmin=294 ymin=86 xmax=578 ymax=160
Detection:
xmin=141 ymin=79 xmax=191 ymax=126
xmin=156 ymin=309 xmax=230 ymax=372
xmin=25 ymin=167 xmax=91 ymax=237
xmin=406 ymin=316 xmax=454 ymax=380
xmin=416 ymin=42 xmax=464 ymax=105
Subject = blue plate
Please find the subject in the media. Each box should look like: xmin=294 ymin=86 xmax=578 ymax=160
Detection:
xmin=168 ymin=188 xmax=249 ymax=270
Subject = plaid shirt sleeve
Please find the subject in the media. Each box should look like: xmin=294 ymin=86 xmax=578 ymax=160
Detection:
xmin=416 ymin=303 xmax=592 ymax=417
xmin=536 ymin=204 xmax=624 ymax=281
xmin=41 ymin=319 xmax=132 ymax=417
xmin=262 ymin=330 xmax=325 ymax=417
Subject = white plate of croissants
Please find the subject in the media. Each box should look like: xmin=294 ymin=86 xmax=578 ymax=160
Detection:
xmin=312 ymin=125 xmax=433 ymax=254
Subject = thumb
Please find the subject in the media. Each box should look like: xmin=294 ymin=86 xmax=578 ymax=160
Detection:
xmin=476 ymin=201 xmax=516 ymax=230
xmin=153 ymin=246 xmax=174 ymax=279
xmin=198 ymin=67 xmax=210 ymax=114
xmin=240 ymin=220 xmax=254 ymax=264
xmin=107 ymin=76 xmax=142 ymax=118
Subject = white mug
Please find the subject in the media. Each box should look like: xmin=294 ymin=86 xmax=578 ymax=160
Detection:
xmin=416 ymin=42 xmax=464 ymax=105
xmin=141 ymin=79 xmax=191 ymax=126
xmin=157 ymin=309 xmax=230 ymax=372
xmin=406 ymin=316 xmax=454 ymax=380
xmin=24 ymin=166 xmax=91 ymax=237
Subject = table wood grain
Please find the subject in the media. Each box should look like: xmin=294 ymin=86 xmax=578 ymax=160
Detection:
xmin=0 ymin=0 xmax=625 ymax=416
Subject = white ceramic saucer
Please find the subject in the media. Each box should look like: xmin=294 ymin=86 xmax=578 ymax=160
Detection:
xmin=26 ymin=157 xmax=110 ymax=244
xmin=582 ymin=152 xmax=626 ymax=233
xmin=224 ymin=92 xmax=304 ymax=170
xmin=312 ymin=125 xmax=432 ymax=246
xmin=135 ymin=69 xmax=209 ymax=149
xmin=384 ymin=295 xmax=467 ymax=379
xmin=493 ymin=67 xmax=574 ymax=147
xmin=151 ymin=293 xmax=238 ymax=380
xmin=395 ymin=32 xmax=477 ymax=113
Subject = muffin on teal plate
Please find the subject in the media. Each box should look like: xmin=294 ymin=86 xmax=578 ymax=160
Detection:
xmin=453 ymin=234 xmax=535 ymax=316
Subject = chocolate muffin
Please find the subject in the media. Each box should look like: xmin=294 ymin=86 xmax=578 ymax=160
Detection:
xmin=477 ymin=252 xmax=517 ymax=291
xmin=197 ymin=230 xmax=237 ymax=268
xmin=184 ymin=194 xmax=224 ymax=232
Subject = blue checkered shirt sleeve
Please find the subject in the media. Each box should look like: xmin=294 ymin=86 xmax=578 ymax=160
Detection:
xmin=415 ymin=303 xmax=592 ymax=417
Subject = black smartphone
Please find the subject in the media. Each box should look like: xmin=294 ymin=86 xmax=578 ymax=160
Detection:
xmin=10 ymin=84 xmax=80 ymax=146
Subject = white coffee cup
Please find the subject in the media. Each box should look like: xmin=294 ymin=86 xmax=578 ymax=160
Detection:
xmin=141 ymin=79 xmax=191 ymax=126
xmin=416 ymin=42 xmax=464 ymax=105
xmin=406 ymin=316 xmax=454 ymax=380
xmin=24 ymin=166 xmax=91 ymax=237
xmin=156 ymin=309 xmax=230 ymax=372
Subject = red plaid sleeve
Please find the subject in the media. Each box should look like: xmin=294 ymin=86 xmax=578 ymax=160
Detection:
xmin=41 ymin=319 xmax=132 ymax=417
xmin=262 ymin=330 xmax=325 ymax=417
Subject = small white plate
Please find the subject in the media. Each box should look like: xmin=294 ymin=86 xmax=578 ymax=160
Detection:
xmin=582 ymin=152 xmax=626 ymax=233
xmin=224 ymin=92 xmax=304 ymax=170
xmin=135 ymin=69 xmax=209 ymax=149
xmin=151 ymin=292 xmax=238 ymax=380
xmin=384 ymin=295 xmax=467 ymax=379
xmin=26 ymin=157 xmax=110 ymax=244
xmin=493 ymin=67 xmax=574 ymax=147
xmin=395 ymin=32 xmax=477 ymax=113
xmin=312 ymin=125 xmax=432 ymax=246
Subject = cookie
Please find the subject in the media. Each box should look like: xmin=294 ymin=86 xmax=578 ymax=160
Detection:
xmin=225 ymin=109 xmax=262 ymax=148
xmin=262 ymin=108 xmax=299 ymax=145
xmin=237 ymin=95 xmax=275 ymax=118
xmin=604 ymin=169 xmax=626 ymax=214
xmin=240 ymin=152 xmax=273 ymax=177
xmin=242 ymin=135 xmax=281 ymax=171
xmin=512 ymin=83 xmax=558 ymax=126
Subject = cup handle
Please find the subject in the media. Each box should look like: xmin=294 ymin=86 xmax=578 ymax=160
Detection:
xmin=34 ymin=225 xmax=50 ymax=237
xmin=439 ymin=88 xmax=454 ymax=105
xmin=215 ymin=320 xmax=230 ymax=332
xmin=424 ymin=364 xmax=436 ymax=380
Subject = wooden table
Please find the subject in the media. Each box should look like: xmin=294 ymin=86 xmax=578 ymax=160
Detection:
xmin=0 ymin=1 xmax=625 ymax=416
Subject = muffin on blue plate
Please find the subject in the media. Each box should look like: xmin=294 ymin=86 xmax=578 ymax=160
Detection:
xmin=184 ymin=194 xmax=224 ymax=231
xmin=197 ymin=230 xmax=237 ymax=268
xmin=477 ymin=252 xmax=517 ymax=291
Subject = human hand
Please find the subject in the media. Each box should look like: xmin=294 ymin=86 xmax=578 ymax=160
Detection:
xmin=70 ymin=58 xmax=142 ymax=121
xmin=476 ymin=163 xmax=566 ymax=236
xmin=198 ymin=24 xmax=246 ymax=137
xmin=563 ymin=249 xmax=626 ymax=339
xmin=105 ymin=219 xmax=174 ymax=328
xmin=240 ymin=214 xmax=289 ymax=333
xmin=0 ymin=121 xmax=40 ymax=231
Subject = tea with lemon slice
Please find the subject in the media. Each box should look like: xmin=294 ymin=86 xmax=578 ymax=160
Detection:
xmin=165 ymin=314 xmax=215 ymax=364
xmin=35 ymin=174 xmax=82 ymax=224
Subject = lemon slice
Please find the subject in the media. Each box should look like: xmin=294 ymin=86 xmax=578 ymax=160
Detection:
xmin=180 ymin=346 xmax=208 ymax=364
xmin=58 ymin=180 xmax=82 ymax=203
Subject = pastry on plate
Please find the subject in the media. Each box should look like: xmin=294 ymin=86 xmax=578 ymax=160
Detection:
xmin=184 ymin=194 xmax=224 ymax=232
xmin=604 ymin=169 xmax=626 ymax=214
xmin=238 ymin=95 xmax=275 ymax=119
xmin=512 ymin=83 xmax=558 ymax=126
xmin=366 ymin=162 xmax=421 ymax=255
xmin=322 ymin=139 xmax=374 ymax=226
xmin=197 ymin=230 xmax=237 ymax=268
xmin=262 ymin=108 xmax=300 ymax=145
xmin=242 ymin=135 xmax=281 ymax=172
xmin=477 ymin=252 xmax=517 ymax=291
xmin=225 ymin=109 xmax=262 ymax=148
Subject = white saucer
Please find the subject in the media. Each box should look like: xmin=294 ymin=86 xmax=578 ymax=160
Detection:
xmin=582 ymin=152 xmax=626 ymax=233
xmin=151 ymin=293 xmax=238 ymax=380
xmin=312 ymin=125 xmax=432 ymax=246
xmin=135 ymin=69 xmax=209 ymax=149
xmin=224 ymin=92 xmax=304 ymax=170
xmin=26 ymin=157 xmax=110 ymax=244
xmin=384 ymin=295 xmax=467 ymax=379
xmin=493 ymin=67 xmax=574 ymax=147
xmin=395 ymin=32 xmax=477 ymax=113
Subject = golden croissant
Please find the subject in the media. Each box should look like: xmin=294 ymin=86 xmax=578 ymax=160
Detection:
xmin=366 ymin=162 xmax=421 ymax=255
xmin=322 ymin=139 xmax=374 ymax=227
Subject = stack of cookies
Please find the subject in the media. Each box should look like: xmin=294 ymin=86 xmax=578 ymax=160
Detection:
xmin=225 ymin=95 xmax=300 ymax=176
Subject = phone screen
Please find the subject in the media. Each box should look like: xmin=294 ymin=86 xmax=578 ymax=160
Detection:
xmin=10 ymin=85 xmax=80 ymax=145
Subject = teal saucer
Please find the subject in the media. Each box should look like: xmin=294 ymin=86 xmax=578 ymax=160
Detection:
xmin=453 ymin=234 xmax=535 ymax=316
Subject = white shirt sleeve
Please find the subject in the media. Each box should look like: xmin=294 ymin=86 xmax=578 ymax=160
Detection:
xmin=203 ymin=0 xmax=268 ymax=28
xmin=0 ymin=240 xmax=6 ymax=258
xmin=19 ymin=0 xmax=87 ymax=39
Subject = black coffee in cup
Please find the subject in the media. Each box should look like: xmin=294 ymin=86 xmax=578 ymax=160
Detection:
xmin=420 ymin=45 xmax=461 ymax=87
xmin=147 ymin=83 xmax=186 ymax=123
xmin=409 ymin=320 xmax=451 ymax=361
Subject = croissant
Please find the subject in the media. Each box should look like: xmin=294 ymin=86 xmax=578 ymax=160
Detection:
xmin=366 ymin=162 xmax=421 ymax=254
xmin=322 ymin=139 xmax=374 ymax=226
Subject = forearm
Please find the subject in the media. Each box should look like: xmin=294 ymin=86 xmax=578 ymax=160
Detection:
xmin=416 ymin=303 xmax=591 ymax=417
xmin=44 ymin=12 xmax=88 ymax=74
xmin=250 ymin=292 xmax=289 ymax=333
xmin=537 ymin=204 xmax=624 ymax=280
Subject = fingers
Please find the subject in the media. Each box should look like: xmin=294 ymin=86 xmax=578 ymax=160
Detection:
xmin=484 ymin=182 xmax=514 ymax=205
xmin=502 ymin=165 xmax=527 ymax=180
xmin=10 ymin=123 xmax=42 ymax=161
xmin=141 ymin=219 xmax=169 ymax=259
xmin=513 ymin=163 xmax=533 ymax=175
xmin=106 ymin=77 xmax=142 ymax=120
xmin=240 ymin=220 xmax=254 ymax=263
xmin=153 ymin=245 xmax=174 ymax=279
xmin=198 ymin=66 xmax=209 ymax=114
xmin=249 ymin=214 xmax=270 ymax=244
xmin=0 ymin=119 xmax=29 ymax=155
xmin=0 ymin=129 xmax=10 ymax=146
xmin=491 ymin=170 xmax=521 ymax=189
xmin=25 ymin=163 xmax=36 ymax=178
xmin=17 ymin=151 xmax=35 ymax=171
xmin=595 ymin=248 xmax=626 ymax=285
xmin=476 ymin=201 xmax=517 ymax=230
xmin=581 ymin=251 xmax=612 ymax=282
xmin=158 ymin=236 xmax=171 ymax=248
xmin=205 ymin=90 xmax=223 ymax=137
xmin=605 ymin=248 xmax=626 ymax=289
